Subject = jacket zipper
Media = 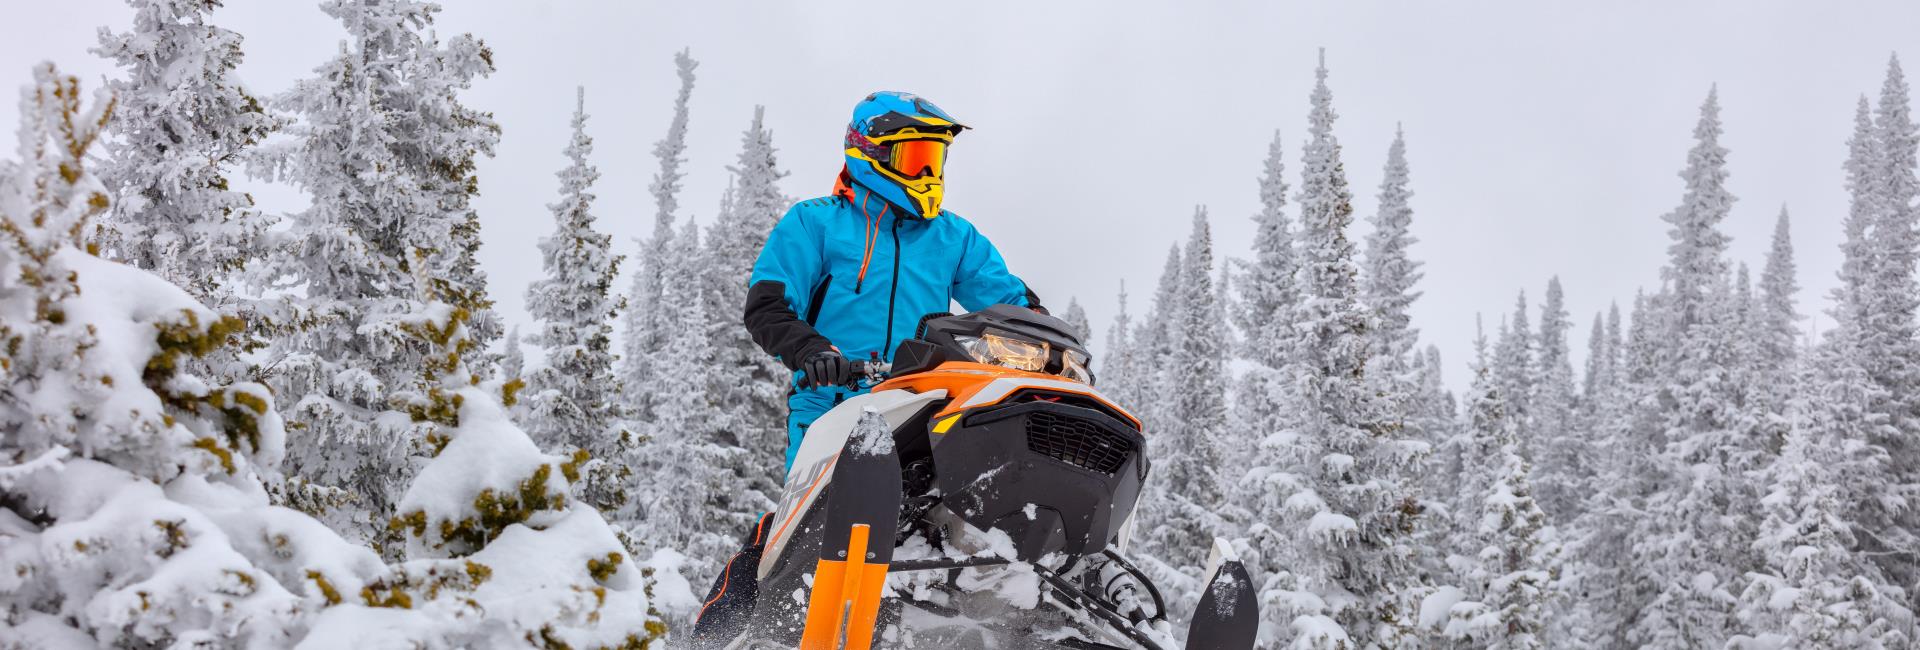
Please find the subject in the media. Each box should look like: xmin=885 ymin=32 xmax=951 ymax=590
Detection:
xmin=804 ymin=274 xmax=833 ymax=325
xmin=883 ymin=217 xmax=902 ymax=357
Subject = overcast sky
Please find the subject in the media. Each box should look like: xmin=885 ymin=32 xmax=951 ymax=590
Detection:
xmin=7 ymin=1 xmax=1919 ymax=391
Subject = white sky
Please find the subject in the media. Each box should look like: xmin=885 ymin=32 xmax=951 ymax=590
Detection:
xmin=7 ymin=1 xmax=1918 ymax=391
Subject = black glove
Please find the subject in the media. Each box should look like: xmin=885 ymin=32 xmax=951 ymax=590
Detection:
xmin=799 ymin=350 xmax=852 ymax=389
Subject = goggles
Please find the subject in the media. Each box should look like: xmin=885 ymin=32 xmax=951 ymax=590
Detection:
xmin=886 ymin=139 xmax=947 ymax=179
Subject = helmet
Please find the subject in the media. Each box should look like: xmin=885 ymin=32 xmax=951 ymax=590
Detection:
xmin=844 ymin=91 xmax=967 ymax=219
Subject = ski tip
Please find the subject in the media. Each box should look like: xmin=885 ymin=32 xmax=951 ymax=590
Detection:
xmin=1203 ymin=536 xmax=1239 ymax=576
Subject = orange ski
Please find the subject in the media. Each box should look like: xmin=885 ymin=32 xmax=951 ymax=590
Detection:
xmin=797 ymin=409 xmax=901 ymax=650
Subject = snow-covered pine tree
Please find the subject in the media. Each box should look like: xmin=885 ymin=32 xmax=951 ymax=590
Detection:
xmin=1758 ymin=207 xmax=1801 ymax=382
xmin=1234 ymin=130 xmax=1305 ymax=621
xmin=1439 ymin=342 xmax=1561 ymax=650
xmin=1269 ymin=51 xmax=1427 ymax=649
xmin=1529 ymin=278 xmax=1583 ymax=522
xmin=0 ymin=66 xmax=375 ymax=645
xmin=502 ymin=325 xmax=525 ymax=381
xmin=522 ymin=87 xmax=631 ymax=516
xmin=1363 ymin=125 xmax=1423 ymax=375
xmin=1558 ymin=294 xmax=1663 ymax=649
xmin=1359 ymin=122 xmax=1431 ymax=502
xmin=91 ymin=0 xmax=282 ymax=308
xmin=1233 ymin=129 xmax=1301 ymax=451
xmin=370 ymin=224 xmax=665 ymax=647
xmin=1630 ymin=87 xmax=1749 ymax=649
xmin=1837 ymin=95 xmax=1881 ymax=332
xmin=1491 ymin=291 xmax=1535 ymax=446
xmin=703 ymin=106 xmax=791 ymax=498
xmin=1135 ymin=244 xmax=1185 ymax=431
xmin=1 ymin=67 xmax=671 ymax=648
xmin=1580 ymin=307 xmax=1619 ymax=405
xmin=1862 ymin=54 xmax=1920 ymax=595
xmin=1137 ymin=208 xmax=1232 ymax=573
xmin=1730 ymin=341 xmax=1914 ymax=649
xmin=1101 ymin=283 xmax=1140 ymax=405
xmin=1063 ymin=297 xmax=1092 ymax=344
xmin=620 ymin=48 xmax=696 ymax=419
xmin=249 ymin=0 xmax=501 ymax=541
xmin=631 ymin=216 xmax=770 ymax=626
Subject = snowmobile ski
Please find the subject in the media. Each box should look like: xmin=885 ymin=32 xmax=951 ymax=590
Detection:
xmin=797 ymin=409 xmax=902 ymax=650
xmin=1182 ymin=538 xmax=1259 ymax=650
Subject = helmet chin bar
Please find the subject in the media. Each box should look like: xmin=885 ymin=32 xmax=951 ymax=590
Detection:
xmin=847 ymin=150 xmax=946 ymax=218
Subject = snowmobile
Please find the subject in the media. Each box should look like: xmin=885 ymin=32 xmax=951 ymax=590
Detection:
xmin=693 ymin=305 xmax=1258 ymax=650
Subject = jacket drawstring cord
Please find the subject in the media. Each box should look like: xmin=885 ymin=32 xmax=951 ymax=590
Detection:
xmin=854 ymin=187 xmax=887 ymax=293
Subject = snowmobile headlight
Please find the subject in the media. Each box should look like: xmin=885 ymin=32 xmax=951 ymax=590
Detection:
xmin=954 ymin=332 xmax=1050 ymax=372
xmin=1062 ymin=350 xmax=1092 ymax=384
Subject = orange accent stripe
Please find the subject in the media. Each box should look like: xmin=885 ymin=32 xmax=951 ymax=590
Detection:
xmin=696 ymin=552 xmax=738 ymax=625
xmin=767 ymin=455 xmax=839 ymax=560
xmin=694 ymin=513 xmax=775 ymax=626
xmin=871 ymin=361 xmax=1144 ymax=431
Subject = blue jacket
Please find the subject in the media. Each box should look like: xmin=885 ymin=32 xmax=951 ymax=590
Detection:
xmin=743 ymin=179 xmax=1039 ymax=378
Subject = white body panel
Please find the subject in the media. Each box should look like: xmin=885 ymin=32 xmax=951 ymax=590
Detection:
xmin=758 ymin=388 xmax=948 ymax=579
xmin=956 ymin=377 xmax=1140 ymax=427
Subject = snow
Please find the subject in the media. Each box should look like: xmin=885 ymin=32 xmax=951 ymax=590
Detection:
xmin=397 ymin=388 xmax=559 ymax=533
xmin=1419 ymin=585 xmax=1466 ymax=629
xmin=1305 ymin=512 xmax=1357 ymax=540
xmin=849 ymin=407 xmax=896 ymax=457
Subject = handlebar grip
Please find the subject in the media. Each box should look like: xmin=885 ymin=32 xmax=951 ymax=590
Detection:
xmin=797 ymin=358 xmax=892 ymax=389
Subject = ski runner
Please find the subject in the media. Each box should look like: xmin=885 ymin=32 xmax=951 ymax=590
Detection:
xmin=695 ymin=91 xmax=1043 ymax=642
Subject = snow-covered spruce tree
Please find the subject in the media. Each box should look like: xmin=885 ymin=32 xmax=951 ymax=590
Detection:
xmin=1862 ymin=55 xmax=1920 ymax=595
xmin=1132 ymin=244 xmax=1185 ymax=434
xmin=248 ymin=0 xmax=502 ymax=543
xmin=1437 ymin=348 xmax=1561 ymax=649
xmin=523 ymin=88 xmax=631 ymax=517
xmin=1630 ymin=87 xmax=1750 ymax=649
xmin=1137 ymin=208 xmax=1232 ymax=575
xmin=1490 ymin=291 xmax=1535 ymax=446
xmin=1837 ymin=95 xmax=1881 ymax=334
xmin=359 ymin=251 xmax=665 ymax=648
xmin=91 ymin=0 xmax=282 ymax=308
xmin=702 ymin=106 xmax=791 ymax=496
xmin=620 ymin=48 xmax=696 ymax=419
xmin=1729 ymin=343 xmax=1914 ymax=649
xmin=621 ymin=218 xmax=768 ymax=634
xmin=1063 ymin=297 xmax=1092 ymax=344
xmin=1233 ymin=129 xmax=1301 ymax=459
xmin=1362 ymin=125 xmax=1423 ymax=377
xmin=1100 ymin=283 xmax=1141 ymax=407
xmin=0 ymin=65 xmax=380 ymax=647
xmin=1359 ymin=123 xmax=1430 ymax=487
xmin=1234 ymin=131 xmax=1307 ymax=628
xmin=502 ymin=325 xmax=525 ymax=381
xmin=1529 ymin=278 xmax=1583 ymax=523
xmin=1757 ymin=207 xmax=1801 ymax=387
xmin=1558 ymin=295 xmax=1662 ymax=649
xmin=1267 ymin=51 xmax=1427 ymax=649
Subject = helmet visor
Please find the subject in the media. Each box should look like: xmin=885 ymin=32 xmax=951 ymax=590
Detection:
xmin=888 ymin=139 xmax=946 ymax=179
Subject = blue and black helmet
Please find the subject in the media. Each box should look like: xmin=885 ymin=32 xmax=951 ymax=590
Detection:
xmin=842 ymin=91 xmax=967 ymax=219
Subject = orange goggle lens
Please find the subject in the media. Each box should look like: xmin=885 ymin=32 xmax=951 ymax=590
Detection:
xmin=888 ymin=140 xmax=946 ymax=179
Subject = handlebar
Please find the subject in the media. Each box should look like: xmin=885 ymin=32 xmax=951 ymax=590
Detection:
xmin=849 ymin=360 xmax=892 ymax=379
xmin=797 ymin=358 xmax=892 ymax=389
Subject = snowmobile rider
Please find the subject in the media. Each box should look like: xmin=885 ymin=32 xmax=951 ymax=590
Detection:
xmin=744 ymin=91 xmax=1043 ymax=472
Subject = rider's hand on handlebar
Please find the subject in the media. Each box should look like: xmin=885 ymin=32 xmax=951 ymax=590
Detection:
xmin=799 ymin=350 xmax=853 ymax=389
